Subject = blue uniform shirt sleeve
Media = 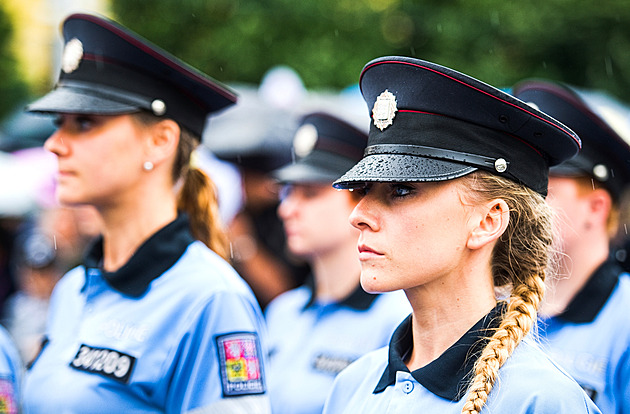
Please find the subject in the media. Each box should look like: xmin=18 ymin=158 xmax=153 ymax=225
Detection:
xmin=162 ymin=289 xmax=270 ymax=413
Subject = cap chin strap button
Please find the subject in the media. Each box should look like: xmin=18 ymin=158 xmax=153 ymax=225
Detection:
xmin=151 ymin=99 xmax=167 ymax=116
xmin=494 ymin=158 xmax=508 ymax=173
xmin=592 ymin=164 xmax=609 ymax=181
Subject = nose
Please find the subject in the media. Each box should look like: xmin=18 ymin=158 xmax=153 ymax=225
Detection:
xmin=277 ymin=192 xmax=298 ymax=221
xmin=349 ymin=195 xmax=378 ymax=231
xmin=44 ymin=129 xmax=68 ymax=157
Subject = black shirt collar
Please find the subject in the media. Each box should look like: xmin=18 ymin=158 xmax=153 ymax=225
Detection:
xmin=83 ymin=214 xmax=195 ymax=297
xmin=374 ymin=302 xmax=505 ymax=401
xmin=556 ymin=258 xmax=622 ymax=323
xmin=302 ymin=274 xmax=379 ymax=311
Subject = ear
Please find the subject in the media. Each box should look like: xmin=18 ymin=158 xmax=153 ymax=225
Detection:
xmin=467 ymin=199 xmax=510 ymax=250
xmin=145 ymin=119 xmax=180 ymax=166
xmin=586 ymin=188 xmax=612 ymax=228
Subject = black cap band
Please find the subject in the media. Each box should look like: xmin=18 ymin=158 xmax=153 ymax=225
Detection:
xmin=365 ymin=144 xmax=504 ymax=171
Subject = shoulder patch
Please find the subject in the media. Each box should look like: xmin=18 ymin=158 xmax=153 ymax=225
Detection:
xmin=69 ymin=344 xmax=136 ymax=384
xmin=216 ymin=332 xmax=265 ymax=397
xmin=0 ymin=377 xmax=17 ymax=414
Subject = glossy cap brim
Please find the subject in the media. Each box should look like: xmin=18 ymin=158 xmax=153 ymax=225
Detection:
xmin=333 ymin=153 xmax=477 ymax=189
xmin=275 ymin=151 xmax=360 ymax=184
xmin=27 ymin=85 xmax=141 ymax=115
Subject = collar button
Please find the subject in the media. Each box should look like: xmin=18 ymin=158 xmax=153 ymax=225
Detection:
xmin=401 ymin=379 xmax=414 ymax=394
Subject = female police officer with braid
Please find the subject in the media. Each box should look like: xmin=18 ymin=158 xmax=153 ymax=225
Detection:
xmin=21 ymin=14 xmax=269 ymax=413
xmin=323 ymin=56 xmax=600 ymax=413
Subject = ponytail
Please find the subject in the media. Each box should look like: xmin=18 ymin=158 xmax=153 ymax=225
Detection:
xmin=175 ymin=126 xmax=230 ymax=261
xmin=177 ymin=165 xmax=230 ymax=261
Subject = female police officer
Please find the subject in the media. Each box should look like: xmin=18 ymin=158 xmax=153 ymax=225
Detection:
xmin=513 ymin=80 xmax=630 ymax=413
xmin=322 ymin=56 xmax=600 ymax=413
xmin=21 ymin=14 xmax=269 ymax=413
xmin=265 ymin=112 xmax=410 ymax=414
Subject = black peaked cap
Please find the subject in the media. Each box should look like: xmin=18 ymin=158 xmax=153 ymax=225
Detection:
xmin=27 ymin=13 xmax=236 ymax=137
xmin=513 ymin=80 xmax=630 ymax=201
xmin=333 ymin=56 xmax=581 ymax=196
xmin=273 ymin=112 xmax=368 ymax=184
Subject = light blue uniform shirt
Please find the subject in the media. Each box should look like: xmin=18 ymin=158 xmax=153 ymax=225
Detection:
xmin=324 ymin=304 xmax=601 ymax=413
xmin=538 ymin=259 xmax=630 ymax=414
xmin=0 ymin=325 xmax=22 ymax=413
xmin=265 ymin=280 xmax=409 ymax=414
xmin=22 ymin=215 xmax=270 ymax=413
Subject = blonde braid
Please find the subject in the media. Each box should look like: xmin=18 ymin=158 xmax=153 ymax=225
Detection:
xmin=461 ymin=274 xmax=545 ymax=413
xmin=458 ymin=172 xmax=555 ymax=414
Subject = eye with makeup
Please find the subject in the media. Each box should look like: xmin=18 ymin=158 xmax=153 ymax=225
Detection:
xmin=350 ymin=183 xmax=371 ymax=197
xmin=388 ymin=183 xmax=415 ymax=199
xmin=279 ymin=184 xmax=326 ymax=201
xmin=53 ymin=114 xmax=99 ymax=132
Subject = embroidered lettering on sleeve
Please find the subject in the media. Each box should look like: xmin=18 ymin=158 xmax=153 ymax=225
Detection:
xmin=69 ymin=344 xmax=136 ymax=384
xmin=216 ymin=332 xmax=265 ymax=397
xmin=312 ymin=353 xmax=356 ymax=375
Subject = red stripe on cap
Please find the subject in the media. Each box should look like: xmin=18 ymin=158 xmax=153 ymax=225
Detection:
xmin=69 ymin=13 xmax=236 ymax=102
xmin=361 ymin=60 xmax=580 ymax=148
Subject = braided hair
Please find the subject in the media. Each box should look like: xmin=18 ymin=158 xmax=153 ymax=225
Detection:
xmin=458 ymin=171 xmax=555 ymax=414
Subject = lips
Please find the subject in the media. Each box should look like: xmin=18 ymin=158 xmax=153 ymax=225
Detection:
xmin=358 ymin=244 xmax=383 ymax=260
xmin=56 ymin=169 xmax=76 ymax=179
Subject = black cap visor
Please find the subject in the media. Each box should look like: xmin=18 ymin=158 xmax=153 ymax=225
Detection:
xmin=276 ymin=151 xmax=361 ymax=184
xmin=333 ymin=152 xmax=477 ymax=189
xmin=27 ymin=83 xmax=143 ymax=115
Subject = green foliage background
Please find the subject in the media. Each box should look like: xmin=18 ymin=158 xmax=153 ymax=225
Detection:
xmin=109 ymin=0 xmax=630 ymax=100
xmin=2 ymin=0 xmax=630 ymax=120
xmin=0 ymin=5 xmax=28 ymax=119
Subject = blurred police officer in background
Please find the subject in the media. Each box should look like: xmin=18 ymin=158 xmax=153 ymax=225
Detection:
xmin=265 ymin=111 xmax=410 ymax=414
xmin=204 ymin=87 xmax=310 ymax=309
xmin=513 ymin=80 xmax=630 ymax=413
xmin=2 ymin=205 xmax=101 ymax=363
xmin=20 ymin=13 xmax=269 ymax=413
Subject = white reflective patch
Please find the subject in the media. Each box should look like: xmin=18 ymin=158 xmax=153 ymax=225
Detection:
xmin=70 ymin=344 xmax=136 ymax=384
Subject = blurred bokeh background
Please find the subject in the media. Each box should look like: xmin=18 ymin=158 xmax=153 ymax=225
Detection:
xmin=1 ymin=0 xmax=630 ymax=360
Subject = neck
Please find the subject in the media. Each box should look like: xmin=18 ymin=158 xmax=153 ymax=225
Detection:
xmin=98 ymin=186 xmax=178 ymax=272
xmin=312 ymin=239 xmax=362 ymax=302
xmin=541 ymin=234 xmax=609 ymax=317
xmin=404 ymin=253 xmax=496 ymax=370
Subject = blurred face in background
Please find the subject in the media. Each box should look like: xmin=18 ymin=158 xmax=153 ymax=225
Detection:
xmin=546 ymin=175 xmax=613 ymax=257
xmin=277 ymin=183 xmax=359 ymax=260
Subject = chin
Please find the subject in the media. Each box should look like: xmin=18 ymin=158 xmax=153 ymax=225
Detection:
xmin=286 ymin=245 xmax=311 ymax=261
xmin=55 ymin=191 xmax=88 ymax=207
xmin=360 ymin=270 xmax=393 ymax=294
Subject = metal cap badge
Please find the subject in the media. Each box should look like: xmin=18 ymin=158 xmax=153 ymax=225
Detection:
xmin=61 ymin=38 xmax=83 ymax=74
xmin=372 ymin=90 xmax=397 ymax=131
